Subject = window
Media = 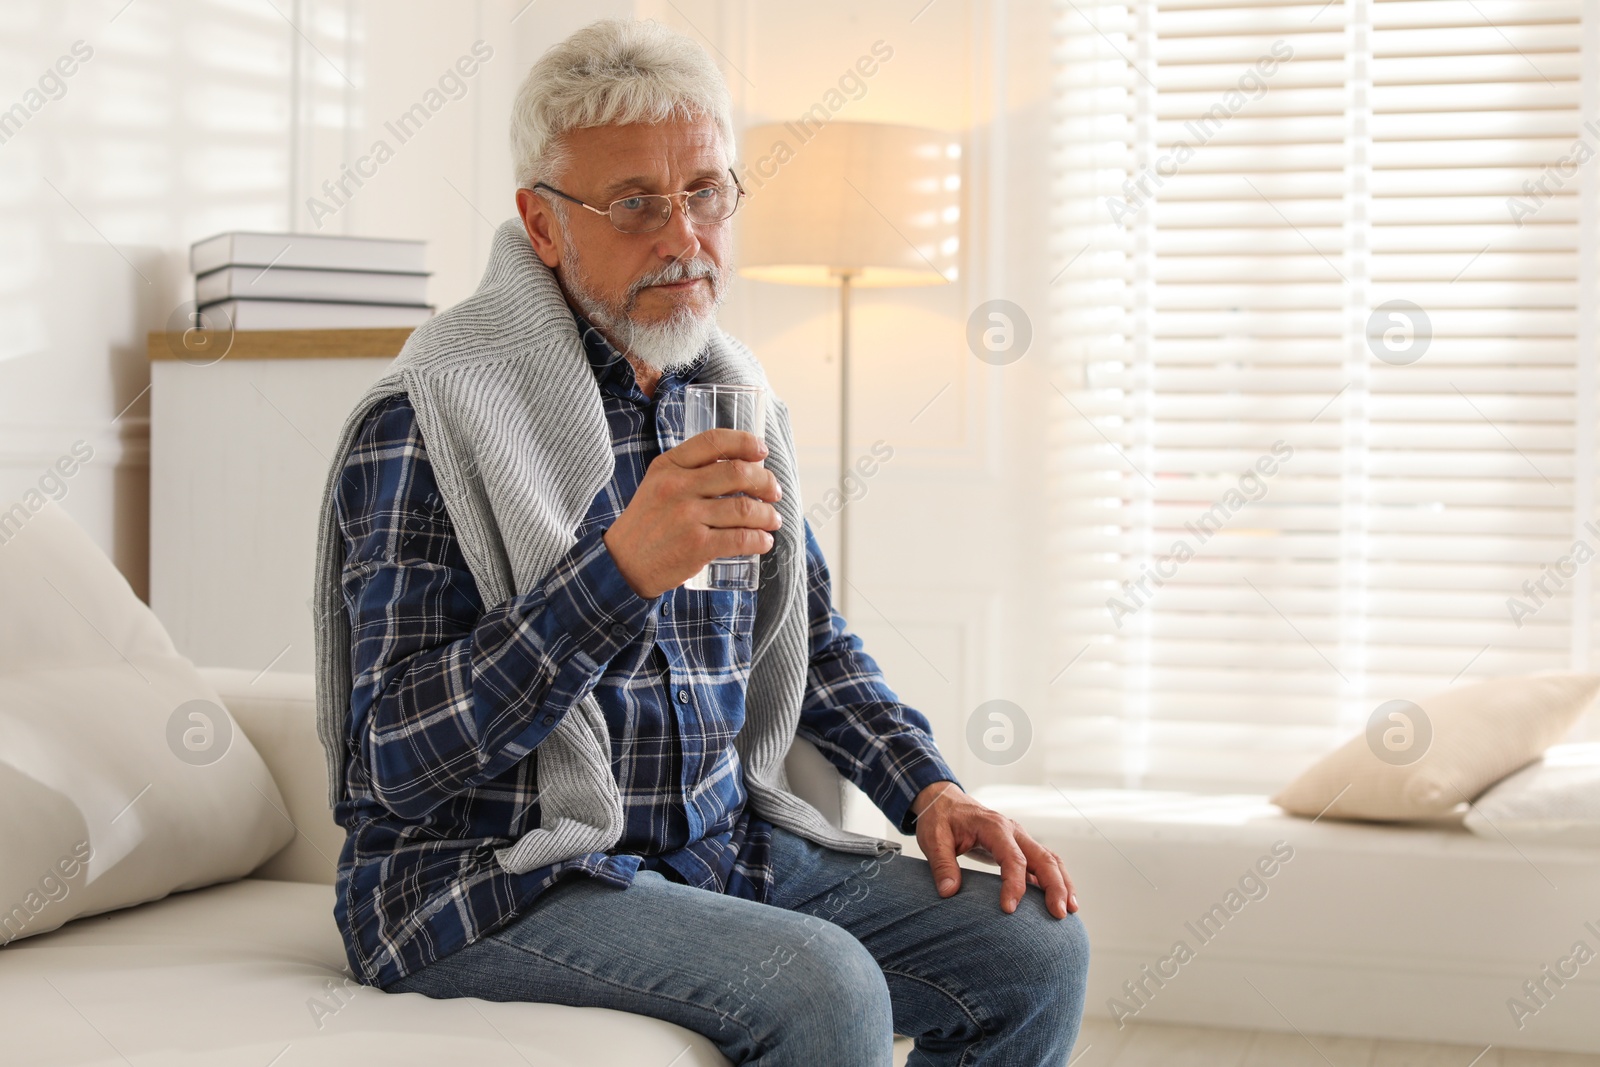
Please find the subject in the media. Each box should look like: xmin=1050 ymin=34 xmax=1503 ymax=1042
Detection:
xmin=1048 ymin=0 xmax=1597 ymax=793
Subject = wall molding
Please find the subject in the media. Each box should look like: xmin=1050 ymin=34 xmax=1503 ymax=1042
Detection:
xmin=0 ymin=417 xmax=150 ymax=470
xmin=840 ymin=580 xmax=1003 ymax=783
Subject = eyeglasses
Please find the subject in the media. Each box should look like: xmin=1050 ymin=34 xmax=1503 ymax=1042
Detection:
xmin=531 ymin=168 xmax=747 ymax=234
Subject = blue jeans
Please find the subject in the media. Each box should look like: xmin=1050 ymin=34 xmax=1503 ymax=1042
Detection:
xmin=383 ymin=824 xmax=1089 ymax=1065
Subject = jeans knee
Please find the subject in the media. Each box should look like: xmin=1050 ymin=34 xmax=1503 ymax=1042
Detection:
xmin=729 ymin=917 xmax=894 ymax=1066
xmin=795 ymin=918 xmax=894 ymax=1031
xmin=1052 ymin=908 xmax=1092 ymax=1000
xmin=996 ymin=897 xmax=1091 ymax=1019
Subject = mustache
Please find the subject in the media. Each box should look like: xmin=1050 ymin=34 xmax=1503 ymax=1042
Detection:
xmin=627 ymin=257 xmax=718 ymax=303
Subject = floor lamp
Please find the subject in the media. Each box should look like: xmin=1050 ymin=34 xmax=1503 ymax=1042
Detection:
xmin=736 ymin=121 xmax=960 ymax=617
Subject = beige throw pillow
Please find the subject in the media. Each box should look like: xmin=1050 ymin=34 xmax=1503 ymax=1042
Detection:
xmin=1271 ymin=673 xmax=1600 ymax=822
xmin=0 ymin=499 xmax=294 ymax=945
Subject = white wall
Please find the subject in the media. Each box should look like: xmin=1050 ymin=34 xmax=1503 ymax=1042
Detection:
xmin=0 ymin=0 xmax=294 ymax=599
xmin=0 ymin=0 xmax=1062 ymax=789
xmin=0 ymin=0 xmax=633 ymax=597
xmin=688 ymin=0 xmax=1061 ymax=791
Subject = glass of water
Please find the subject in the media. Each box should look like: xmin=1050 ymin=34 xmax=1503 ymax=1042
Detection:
xmin=683 ymin=382 xmax=769 ymax=591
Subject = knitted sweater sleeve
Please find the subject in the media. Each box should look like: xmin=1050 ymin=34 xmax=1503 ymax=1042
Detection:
xmin=794 ymin=517 xmax=963 ymax=835
xmin=334 ymin=395 xmax=655 ymax=820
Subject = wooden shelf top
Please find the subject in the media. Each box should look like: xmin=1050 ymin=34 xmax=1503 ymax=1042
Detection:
xmin=148 ymin=327 xmax=414 ymax=362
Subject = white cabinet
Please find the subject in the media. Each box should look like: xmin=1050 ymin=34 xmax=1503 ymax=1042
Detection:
xmin=147 ymin=329 xmax=408 ymax=676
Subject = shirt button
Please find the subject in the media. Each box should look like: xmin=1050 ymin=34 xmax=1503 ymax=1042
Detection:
xmin=676 ymin=689 xmax=691 ymax=704
xmin=611 ymin=622 xmax=628 ymax=637
xmin=542 ymin=714 xmax=556 ymax=726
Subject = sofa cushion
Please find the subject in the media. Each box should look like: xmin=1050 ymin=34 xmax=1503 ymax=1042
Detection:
xmin=199 ymin=667 xmax=344 ymax=885
xmin=0 ymin=877 xmax=728 ymax=1066
xmin=0 ymin=500 xmax=293 ymax=945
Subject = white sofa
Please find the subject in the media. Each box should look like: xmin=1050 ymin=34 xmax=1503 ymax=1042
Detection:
xmin=2 ymin=666 xmax=859 ymax=1067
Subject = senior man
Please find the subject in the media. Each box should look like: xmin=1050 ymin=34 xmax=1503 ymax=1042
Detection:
xmin=311 ymin=17 xmax=1087 ymax=1066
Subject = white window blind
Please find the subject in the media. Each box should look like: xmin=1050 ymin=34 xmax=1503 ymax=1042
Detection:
xmin=1048 ymin=0 xmax=1600 ymax=793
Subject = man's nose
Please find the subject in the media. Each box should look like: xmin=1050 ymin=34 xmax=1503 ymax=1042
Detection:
xmin=652 ymin=197 xmax=702 ymax=265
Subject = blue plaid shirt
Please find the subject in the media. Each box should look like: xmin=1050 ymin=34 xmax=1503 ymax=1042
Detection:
xmin=330 ymin=310 xmax=961 ymax=989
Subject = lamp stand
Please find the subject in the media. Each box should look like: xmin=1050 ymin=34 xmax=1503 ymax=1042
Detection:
xmin=831 ymin=269 xmax=859 ymax=620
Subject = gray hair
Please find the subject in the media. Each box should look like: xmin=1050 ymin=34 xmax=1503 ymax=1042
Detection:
xmin=509 ymin=18 xmax=736 ymax=191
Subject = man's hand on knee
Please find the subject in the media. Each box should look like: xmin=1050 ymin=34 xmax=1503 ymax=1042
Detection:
xmin=908 ymin=781 xmax=1080 ymax=920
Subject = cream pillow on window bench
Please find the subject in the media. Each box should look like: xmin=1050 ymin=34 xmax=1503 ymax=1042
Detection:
xmin=1464 ymin=742 xmax=1600 ymax=846
xmin=1271 ymin=673 xmax=1600 ymax=822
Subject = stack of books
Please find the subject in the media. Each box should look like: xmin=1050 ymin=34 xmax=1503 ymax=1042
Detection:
xmin=189 ymin=232 xmax=434 ymax=330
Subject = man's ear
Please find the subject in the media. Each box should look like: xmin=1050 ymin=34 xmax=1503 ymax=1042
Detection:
xmin=515 ymin=187 xmax=562 ymax=268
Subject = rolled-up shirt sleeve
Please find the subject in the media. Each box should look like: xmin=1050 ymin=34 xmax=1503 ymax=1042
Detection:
xmin=794 ymin=517 xmax=962 ymax=834
xmin=336 ymin=395 xmax=656 ymax=820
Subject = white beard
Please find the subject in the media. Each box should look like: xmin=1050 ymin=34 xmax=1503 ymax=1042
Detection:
xmin=558 ymin=228 xmax=729 ymax=376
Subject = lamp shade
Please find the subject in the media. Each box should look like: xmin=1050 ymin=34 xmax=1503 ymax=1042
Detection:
xmin=736 ymin=120 xmax=961 ymax=288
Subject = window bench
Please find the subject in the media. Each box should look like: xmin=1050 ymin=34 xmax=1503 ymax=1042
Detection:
xmin=972 ymin=786 xmax=1600 ymax=1054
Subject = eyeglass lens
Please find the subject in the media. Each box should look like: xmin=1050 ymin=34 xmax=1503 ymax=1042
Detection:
xmin=610 ymin=185 xmax=738 ymax=233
